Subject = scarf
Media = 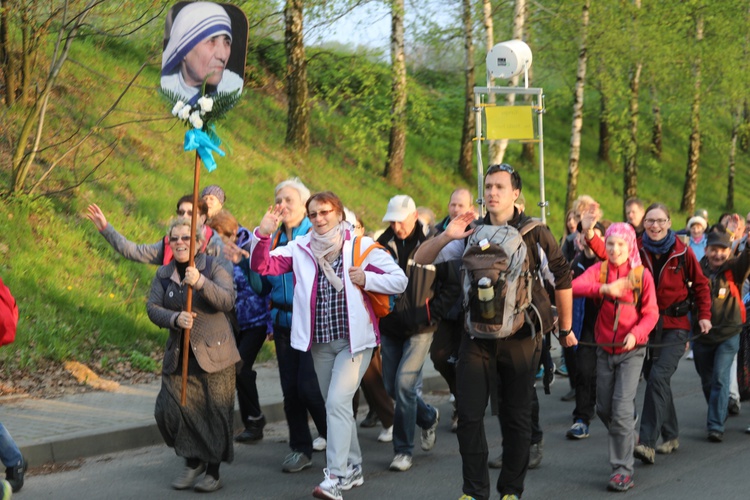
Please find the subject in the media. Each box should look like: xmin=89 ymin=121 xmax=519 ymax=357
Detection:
xmin=309 ymin=222 xmax=345 ymax=292
xmin=642 ymin=229 xmax=676 ymax=256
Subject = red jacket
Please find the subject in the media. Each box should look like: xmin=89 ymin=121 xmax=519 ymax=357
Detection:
xmin=572 ymin=261 xmax=659 ymax=354
xmin=586 ymin=234 xmax=711 ymax=330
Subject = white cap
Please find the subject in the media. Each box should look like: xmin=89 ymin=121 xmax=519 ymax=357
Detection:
xmin=383 ymin=195 xmax=417 ymax=222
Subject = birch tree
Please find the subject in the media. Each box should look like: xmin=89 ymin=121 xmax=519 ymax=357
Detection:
xmin=458 ymin=0 xmax=475 ymax=181
xmin=680 ymin=14 xmax=703 ymax=214
xmin=384 ymin=0 xmax=406 ymax=186
xmin=622 ymin=0 xmax=642 ymax=203
xmin=284 ymin=0 xmax=310 ymax=154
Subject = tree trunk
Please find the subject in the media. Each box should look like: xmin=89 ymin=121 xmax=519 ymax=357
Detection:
xmin=458 ymin=0 xmax=475 ymax=182
xmin=483 ymin=0 xmax=499 ymax=165
xmin=384 ymin=0 xmax=406 ymax=186
xmin=520 ymin=0 xmax=534 ymax=164
xmin=0 ymin=0 xmax=17 ymax=106
xmin=20 ymin=7 xmax=32 ymax=105
xmin=726 ymin=105 xmax=741 ymax=211
xmin=680 ymin=15 xmax=704 ymax=214
xmin=598 ymin=92 xmax=610 ymax=163
xmin=650 ymin=85 xmax=662 ymax=160
xmin=284 ymin=0 xmax=309 ymax=154
xmin=623 ymin=0 xmax=642 ymax=205
xmin=565 ymin=0 xmax=590 ymax=215
xmin=490 ymin=0 xmax=525 ymax=164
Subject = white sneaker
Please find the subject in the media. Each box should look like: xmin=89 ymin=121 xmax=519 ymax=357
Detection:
xmin=312 ymin=468 xmax=342 ymax=500
xmin=377 ymin=426 xmax=393 ymax=443
xmin=339 ymin=463 xmax=364 ymax=491
xmin=687 ymin=349 xmax=694 ymax=360
xmin=421 ymin=407 xmax=439 ymax=451
xmin=389 ymin=453 xmax=413 ymax=472
xmin=313 ymin=436 xmax=327 ymax=452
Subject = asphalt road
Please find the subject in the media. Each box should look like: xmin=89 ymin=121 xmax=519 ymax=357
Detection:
xmin=21 ymin=356 xmax=750 ymax=499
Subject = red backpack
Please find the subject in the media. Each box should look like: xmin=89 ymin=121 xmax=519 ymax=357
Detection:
xmin=0 ymin=276 xmax=19 ymax=346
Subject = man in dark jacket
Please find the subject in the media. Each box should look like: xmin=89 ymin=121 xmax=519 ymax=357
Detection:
xmin=377 ymin=195 xmax=461 ymax=473
xmin=415 ymin=164 xmax=573 ymax=500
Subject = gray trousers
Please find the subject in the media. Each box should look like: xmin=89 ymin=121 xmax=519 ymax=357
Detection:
xmin=596 ymin=347 xmax=645 ymax=476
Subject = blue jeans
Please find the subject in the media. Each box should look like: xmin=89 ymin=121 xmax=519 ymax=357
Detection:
xmin=381 ymin=333 xmax=438 ymax=456
xmin=693 ymin=336 xmax=741 ymax=433
xmin=0 ymin=422 xmax=22 ymax=468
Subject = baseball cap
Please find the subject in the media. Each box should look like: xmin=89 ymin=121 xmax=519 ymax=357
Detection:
xmin=706 ymin=230 xmax=731 ymax=249
xmin=383 ymin=195 xmax=417 ymax=222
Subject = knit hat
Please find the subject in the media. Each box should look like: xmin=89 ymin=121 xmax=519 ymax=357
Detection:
xmin=383 ymin=195 xmax=417 ymax=222
xmin=604 ymin=222 xmax=641 ymax=267
xmin=201 ymin=184 xmax=226 ymax=204
xmin=161 ymin=2 xmax=232 ymax=76
xmin=687 ymin=216 xmax=707 ymax=231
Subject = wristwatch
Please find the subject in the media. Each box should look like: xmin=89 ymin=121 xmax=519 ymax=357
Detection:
xmin=558 ymin=329 xmax=571 ymax=337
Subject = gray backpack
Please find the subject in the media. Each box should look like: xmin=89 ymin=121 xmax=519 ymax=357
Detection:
xmin=462 ymin=220 xmax=542 ymax=339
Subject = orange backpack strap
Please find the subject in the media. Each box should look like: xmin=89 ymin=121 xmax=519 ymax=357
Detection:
xmin=352 ymin=237 xmax=384 ymax=267
xmin=724 ymin=269 xmax=746 ymax=323
xmin=628 ymin=265 xmax=644 ymax=307
xmin=599 ymin=261 xmax=608 ymax=285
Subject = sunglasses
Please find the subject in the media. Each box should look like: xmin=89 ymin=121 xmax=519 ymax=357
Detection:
xmin=176 ymin=209 xmax=193 ymax=217
xmin=486 ymin=163 xmax=514 ymax=175
xmin=169 ymin=235 xmax=192 ymax=243
xmin=308 ymin=209 xmax=334 ymax=220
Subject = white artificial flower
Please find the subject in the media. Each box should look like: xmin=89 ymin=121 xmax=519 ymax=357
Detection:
xmin=178 ymin=105 xmax=192 ymax=121
xmin=171 ymin=101 xmax=185 ymax=116
xmin=197 ymin=96 xmax=214 ymax=114
xmin=189 ymin=110 xmax=203 ymax=130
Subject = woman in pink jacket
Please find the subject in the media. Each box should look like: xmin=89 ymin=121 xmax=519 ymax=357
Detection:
xmin=572 ymin=223 xmax=659 ymax=492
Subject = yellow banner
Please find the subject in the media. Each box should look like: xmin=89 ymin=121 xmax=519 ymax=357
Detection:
xmin=485 ymin=106 xmax=534 ymax=140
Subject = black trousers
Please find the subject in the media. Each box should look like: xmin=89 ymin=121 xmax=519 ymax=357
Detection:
xmin=572 ymin=325 xmax=598 ymax=424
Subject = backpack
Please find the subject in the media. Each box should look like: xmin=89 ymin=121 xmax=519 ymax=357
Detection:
xmin=462 ymin=220 xmax=542 ymax=339
xmin=0 ymin=276 xmax=19 ymax=346
xmin=352 ymin=237 xmax=394 ymax=318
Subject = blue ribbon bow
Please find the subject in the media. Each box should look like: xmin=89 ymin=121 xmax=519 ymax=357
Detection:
xmin=184 ymin=128 xmax=225 ymax=172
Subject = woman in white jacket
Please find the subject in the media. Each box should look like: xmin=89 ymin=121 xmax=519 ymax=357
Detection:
xmin=250 ymin=191 xmax=408 ymax=500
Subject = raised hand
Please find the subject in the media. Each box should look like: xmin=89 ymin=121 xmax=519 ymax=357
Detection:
xmin=86 ymin=204 xmax=108 ymax=231
xmin=258 ymin=205 xmax=284 ymax=237
xmin=444 ymin=212 xmax=476 ymax=240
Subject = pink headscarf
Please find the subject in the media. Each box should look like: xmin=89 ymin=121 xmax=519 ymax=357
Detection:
xmin=604 ymin=222 xmax=642 ymax=268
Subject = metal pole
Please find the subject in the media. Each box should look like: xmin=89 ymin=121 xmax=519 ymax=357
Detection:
xmin=537 ymin=91 xmax=546 ymax=223
xmin=474 ymin=90 xmax=484 ymax=217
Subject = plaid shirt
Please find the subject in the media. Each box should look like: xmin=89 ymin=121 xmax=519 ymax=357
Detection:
xmin=313 ymin=253 xmax=349 ymax=343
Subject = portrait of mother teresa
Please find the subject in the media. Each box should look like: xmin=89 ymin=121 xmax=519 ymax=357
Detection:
xmin=161 ymin=2 xmax=244 ymax=104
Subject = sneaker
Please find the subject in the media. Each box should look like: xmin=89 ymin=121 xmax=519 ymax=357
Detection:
xmin=194 ymin=474 xmax=223 ymax=493
xmin=171 ymin=463 xmax=206 ymax=490
xmin=378 ymin=426 xmax=393 ymax=443
xmin=566 ymin=420 xmax=590 ymax=439
xmin=282 ymin=451 xmax=312 ymax=472
xmin=339 ymin=464 xmax=364 ymax=491
xmin=561 ymin=388 xmax=576 ymax=401
xmin=729 ymin=398 xmax=741 ymax=416
xmin=360 ymin=409 xmax=379 ymax=428
xmin=502 ymin=495 xmax=520 ymax=500
xmin=235 ymin=414 xmax=266 ymax=443
xmin=1 ymin=479 xmax=10 ymax=500
xmin=535 ymin=366 xmax=544 ymax=379
xmin=488 ymin=454 xmax=502 ymax=469
xmin=686 ymin=349 xmax=694 ymax=360
xmin=313 ymin=436 xmax=327 ymax=452
xmin=421 ymin=407 xmax=440 ymax=451
xmin=458 ymin=495 xmax=477 ymax=500
xmin=312 ymin=469 xmax=343 ymax=500
xmin=555 ymin=360 xmax=568 ymax=376
xmin=633 ymin=444 xmax=655 ymax=464
xmin=389 ymin=454 xmax=413 ymax=472
xmin=656 ymin=438 xmax=679 ymax=454
xmin=708 ymin=431 xmax=724 ymax=442
xmin=607 ymin=473 xmax=634 ymax=492
xmin=528 ymin=440 xmax=543 ymax=469
xmin=5 ymin=456 xmax=25 ymax=493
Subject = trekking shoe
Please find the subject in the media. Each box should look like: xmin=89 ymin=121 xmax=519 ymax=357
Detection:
xmin=633 ymin=444 xmax=655 ymax=464
xmin=607 ymin=473 xmax=634 ymax=492
xmin=656 ymin=438 xmax=679 ymax=454
xmin=194 ymin=474 xmax=223 ymax=493
xmin=313 ymin=436 xmax=327 ymax=451
xmin=389 ymin=454 xmax=413 ymax=472
xmin=458 ymin=495 xmax=477 ymax=500
xmin=377 ymin=426 xmax=393 ymax=443
xmin=1 ymin=479 xmax=11 ymax=500
xmin=339 ymin=464 xmax=364 ymax=491
xmin=501 ymin=495 xmax=520 ymax=500
xmin=312 ymin=469 xmax=343 ymax=500
xmin=729 ymin=398 xmax=741 ymax=416
xmin=235 ymin=414 xmax=266 ymax=443
xmin=528 ymin=440 xmax=543 ymax=469
xmin=488 ymin=454 xmax=502 ymax=469
xmin=282 ymin=451 xmax=312 ymax=472
xmin=561 ymin=388 xmax=576 ymax=401
xmin=708 ymin=431 xmax=724 ymax=442
xmin=360 ymin=409 xmax=379 ymax=428
xmin=566 ymin=419 xmax=590 ymax=439
xmin=5 ymin=456 xmax=25 ymax=492
xmin=421 ymin=407 xmax=440 ymax=451
xmin=171 ymin=463 xmax=206 ymax=490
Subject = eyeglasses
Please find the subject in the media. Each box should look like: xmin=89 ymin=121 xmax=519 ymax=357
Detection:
xmin=308 ymin=209 xmax=334 ymax=220
xmin=176 ymin=209 xmax=193 ymax=217
xmin=643 ymin=218 xmax=669 ymax=226
xmin=486 ymin=163 xmax=514 ymax=175
xmin=169 ymin=235 xmax=192 ymax=243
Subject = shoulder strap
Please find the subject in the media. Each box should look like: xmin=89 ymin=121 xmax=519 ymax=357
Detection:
xmin=599 ymin=261 xmax=608 ymax=285
xmin=519 ymin=218 xmax=544 ymax=237
xmin=724 ymin=269 xmax=747 ymax=323
xmin=352 ymin=236 xmax=384 ymax=267
xmin=629 ymin=265 xmax=644 ymax=307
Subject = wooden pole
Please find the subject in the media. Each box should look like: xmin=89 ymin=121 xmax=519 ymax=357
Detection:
xmin=180 ymin=151 xmax=202 ymax=406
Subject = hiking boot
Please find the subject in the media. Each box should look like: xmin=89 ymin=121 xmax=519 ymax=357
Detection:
xmin=729 ymin=398 xmax=741 ymax=416
xmin=566 ymin=420 xmax=590 ymax=439
xmin=171 ymin=463 xmax=206 ymax=490
xmin=607 ymin=473 xmax=634 ymax=492
xmin=634 ymin=444 xmax=655 ymax=464
xmin=313 ymin=436 xmax=327 ymax=451
xmin=235 ymin=415 xmax=266 ymax=443
xmin=312 ymin=469 xmax=343 ymax=500
xmin=656 ymin=438 xmax=679 ymax=454
xmin=488 ymin=454 xmax=502 ymax=469
xmin=339 ymin=464 xmax=364 ymax=491
xmin=389 ymin=454 xmax=413 ymax=472
xmin=421 ymin=408 xmax=439 ymax=451
xmin=360 ymin=409 xmax=379 ymax=428
xmin=377 ymin=426 xmax=393 ymax=443
xmin=5 ymin=456 xmax=26 ymax=492
xmin=282 ymin=451 xmax=312 ymax=472
xmin=528 ymin=440 xmax=543 ymax=469
xmin=708 ymin=431 xmax=724 ymax=442
xmin=194 ymin=474 xmax=223 ymax=493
